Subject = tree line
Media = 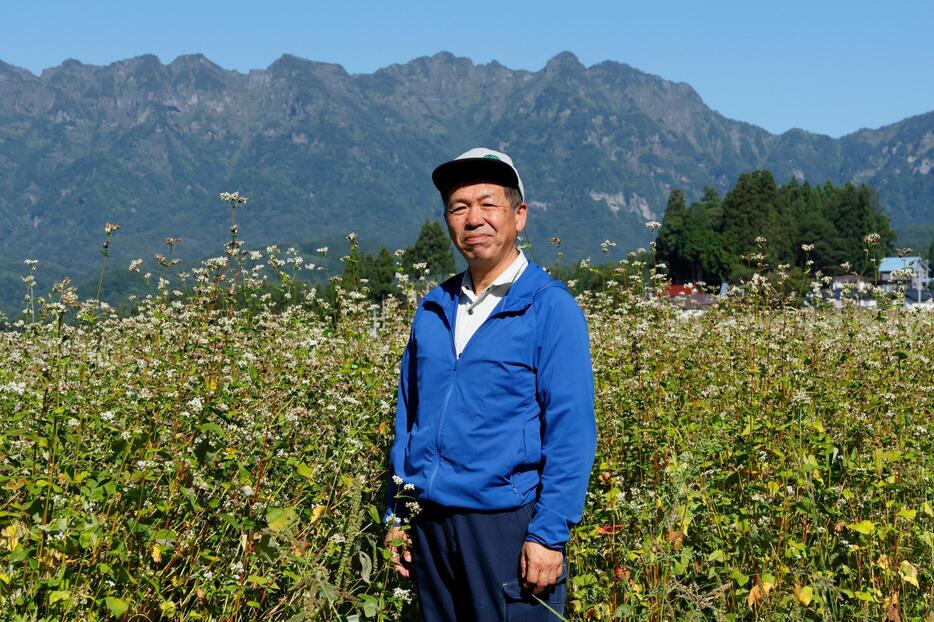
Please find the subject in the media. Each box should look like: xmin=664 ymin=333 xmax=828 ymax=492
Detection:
xmin=342 ymin=171 xmax=911 ymax=304
xmin=342 ymin=220 xmax=456 ymax=302
xmin=656 ymin=171 xmax=897 ymax=284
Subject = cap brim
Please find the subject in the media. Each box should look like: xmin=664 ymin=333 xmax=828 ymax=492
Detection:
xmin=432 ymin=158 xmax=522 ymax=198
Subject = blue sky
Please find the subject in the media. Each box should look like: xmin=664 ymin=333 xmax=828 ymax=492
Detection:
xmin=1 ymin=0 xmax=931 ymax=138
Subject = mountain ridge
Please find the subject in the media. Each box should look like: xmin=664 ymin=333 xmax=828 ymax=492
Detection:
xmin=7 ymin=50 xmax=925 ymax=139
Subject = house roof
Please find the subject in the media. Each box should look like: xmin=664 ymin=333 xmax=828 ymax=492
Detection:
xmin=666 ymin=284 xmax=701 ymax=297
xmin=879 ymin=256 xmax=925 ymax=273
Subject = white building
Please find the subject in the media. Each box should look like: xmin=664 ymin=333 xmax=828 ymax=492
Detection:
xmin=877 ymin=256 xmax=931 ymax=292
xmin=831 ymin=273 xmax=871 ymax=291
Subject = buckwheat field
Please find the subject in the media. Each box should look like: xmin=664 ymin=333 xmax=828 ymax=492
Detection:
xmin=1 ymin=202 xmax=932 ymax=621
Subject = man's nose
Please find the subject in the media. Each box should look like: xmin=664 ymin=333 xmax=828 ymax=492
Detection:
xmin=465 ymin=205 xmax=485 ymax=227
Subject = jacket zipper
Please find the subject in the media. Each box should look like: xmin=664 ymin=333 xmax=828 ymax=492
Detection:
xmin=425 ymin=358 xmax=457 ymax=501
xmin=424 ymin=300 xmax=458 ymax=502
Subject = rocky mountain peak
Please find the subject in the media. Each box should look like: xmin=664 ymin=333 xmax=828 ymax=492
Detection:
xmin=544 ymin=51 xmax=585 ymax=73
xmin=169 ymin=53 xmax=213 ymax=68
xmin=0 ymin=59 xmax=35 ymax=81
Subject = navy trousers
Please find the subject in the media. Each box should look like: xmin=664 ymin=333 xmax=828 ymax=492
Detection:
xmin=410 ymin=502 xmax=567 ymax=621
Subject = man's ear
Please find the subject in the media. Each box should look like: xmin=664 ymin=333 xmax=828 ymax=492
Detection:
xmin=515 ymin=203 xmax=528 ymax=233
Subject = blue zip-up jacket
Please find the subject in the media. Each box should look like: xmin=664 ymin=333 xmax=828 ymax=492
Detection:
xmin=386 ymin=259 xmax=596 ymax=549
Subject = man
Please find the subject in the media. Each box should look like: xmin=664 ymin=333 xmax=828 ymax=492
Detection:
xmin=385 ymin=147 xmax=596 ymax=621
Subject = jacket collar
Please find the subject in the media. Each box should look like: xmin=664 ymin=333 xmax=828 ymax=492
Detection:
xmin=423 ymin=257 xmax=557 ymax=323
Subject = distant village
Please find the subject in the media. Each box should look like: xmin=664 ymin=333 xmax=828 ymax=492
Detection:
xmin=665 ymin=255 xmax=933 ymax=312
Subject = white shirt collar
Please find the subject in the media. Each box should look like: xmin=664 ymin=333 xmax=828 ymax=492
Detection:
xmin=461 ymin=250 xmax=528 ymax=302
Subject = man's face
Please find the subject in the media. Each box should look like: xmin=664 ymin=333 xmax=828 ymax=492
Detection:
xmin=444 ymin=183 xmax=527 ymax=269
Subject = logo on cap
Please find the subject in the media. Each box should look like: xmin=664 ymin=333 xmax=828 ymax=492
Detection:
xmin=483 ymin=154 xmax=501 ymax=161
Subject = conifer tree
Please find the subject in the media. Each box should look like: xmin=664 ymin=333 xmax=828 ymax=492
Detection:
xmin=656 ymin=189 xmax=690 ymax=279
xmin=362 ymin=248 xmax=398 ymax=301
xmin=720 ymin=170 xmax=781 ymax=277
xmin=682 ymin=189 xmax=729 ymax=282
xmin=405 ymin=220 xmax=456 ymax=279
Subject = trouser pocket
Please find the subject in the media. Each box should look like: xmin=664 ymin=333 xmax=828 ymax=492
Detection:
xmin=501 ymin=564 xmax=567 ymax=621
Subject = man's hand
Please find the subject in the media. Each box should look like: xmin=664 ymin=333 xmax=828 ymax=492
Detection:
xmin=385 ymin=526 xmax=413 ymax=578
xmin=519 ymin=541 xmax=563 ymax=595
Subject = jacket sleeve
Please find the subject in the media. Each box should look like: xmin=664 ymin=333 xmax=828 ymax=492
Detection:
xmin=526 ymin=290 xmax=596 ymax=549
xmin=383 ymin=321 xmax=418 ymax=525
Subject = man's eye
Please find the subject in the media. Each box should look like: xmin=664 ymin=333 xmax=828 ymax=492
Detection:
xmin=449 ymin=207 xmax=467 ymax=215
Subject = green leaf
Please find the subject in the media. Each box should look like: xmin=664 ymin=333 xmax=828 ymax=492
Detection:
xmin=899 ymin=560 xmax=919 ymax=587
xmin=247 ymin=574 xmax=272 ymax=586
xmin=255 ymin=533 xmax=278 ymax=564
xmin=105 ymin=596 xmax=130 ymax=617
xmin=358 ymin=551 xmax=372 ymax=584
xmin=71 ymin=470 xmax=90 ymax=484
xmin=672 ymin=546 xmax=691 ymax=575
xmin=79 ymin=529 xmax=99 ymax=549
xmin=49 ymin=590 xmax=71 ymax=604
xmin=198 ymin=423 xmax=226 ymax=438
xmin=152 ymin=529 xmax=178 ymax=545
xmin=794 ymin=585 xmax=813 ymax=606
xmin=360 ymin=594 xmax=379 ymax=618
xmin=295 ymin=462 xmax=314 ymax=479
xmin=730 ymin=568 xmax=749 ymax=587
xmin=761 ymin=573 xmax=776 ymax=591
xmin=571 ymin=573 xmax=598 ymax=588
xmin=847 ymin=520 xmax=874 ymax=535
xmin=266 ymin=506 xmax=297 ymax=532
xmin=897 ymin=507 xmax=916 ymax=521
xmin=219 ymin=513 xmax=241 ymax=530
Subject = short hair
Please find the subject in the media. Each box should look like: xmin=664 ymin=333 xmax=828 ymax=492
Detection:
xmin=441 ymin=183 xmax=523 ymax=212
xmin=503 ymin=186 xmax=523 ymax=211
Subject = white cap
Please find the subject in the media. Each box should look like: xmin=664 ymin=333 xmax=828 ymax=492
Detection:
xmin=432 ymin=147 xmax=525 ymax=200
